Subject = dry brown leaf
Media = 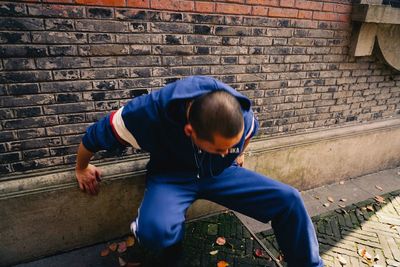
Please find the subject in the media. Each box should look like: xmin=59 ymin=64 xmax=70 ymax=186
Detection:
xmin=118 ymin=241 xmax=127 ymax=253
xmin=338 ymin=204 xmax=346 ymax=208
xmin=358 ymin=248 xmax=366 ymax=257
xmin=109 ymin=243 xmax=118 ymax=251
xmin=339 ymin=181 xmax=345 ymax=185
xmin=338 ymin=254 xmax=347 ymax=265
xmin=340 ymin=198 xmax=347 ymax=202
xmin=390 ymin=225 xmax=397 ymax=229
xmin=366 ymin=205 xmax=374 ymax=212
xmin=374 ymin=196 xmax=386 ymax=204
xmin=328 ymin=197 xmax=334 ymax=203
xmin=126 ymin=236 xmax=135 ymax=247
xmin=216 ymin=237 xmax=226 ymax=246
xmin=375 ymin=185 xmax=383 ymax=191
xmin=119 ymin=257 xmax=126 ymax=266
xmin=323 ymin=203 xmax=330 ymax=207
xmin=100 ymin=248 xmax=110 ymax=257
xmin=209 ymin=250 xmax=218 ymax=255
xmin=217 ymin=260 xmax=229 ymax=267
xmin=313 ymin=195 xmax=320 ymax=200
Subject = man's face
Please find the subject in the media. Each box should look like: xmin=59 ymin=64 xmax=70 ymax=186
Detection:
xmin=191 ymin=126 xmax=244 ymax=156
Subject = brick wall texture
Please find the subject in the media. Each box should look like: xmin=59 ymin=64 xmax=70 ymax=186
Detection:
xmin=0 ymin=0 xmax=399 ymax=176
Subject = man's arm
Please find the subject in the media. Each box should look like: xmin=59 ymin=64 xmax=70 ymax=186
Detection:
xmin=75 ymin=142 xmax=101 ymax=195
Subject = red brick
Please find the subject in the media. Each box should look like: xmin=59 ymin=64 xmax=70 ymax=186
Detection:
xmin=336 ymin=4 xmax=352 ymax=14
xmin=338 ymin=13 xmax=351 ymax=23
xmin=43 ymin=0 xmax=74 ymax=3
xmin=313 ymin=11 xmax=338 ymax=21
xmin=151 ymin=0 xmax=194 ymax=11
xmin=322 ymin=3 xmax=335 ymax=12
xmin=224 ymin=0 xmax=245 ymax=3
xmin=215 ymin=3 xmax=251 ymax=15
xmin=195 ymin=1 xmax=215 ymax=13
xmin=252 ymin=6 xmax=268 ymax=16
xmin=295 ymin=0 xmax=322 ymax=11
xmin=246 ymin=0 xmax=279 ymax=7
xmin=127 ymin=0 xmax=149 ymax=8
xmin=298 ymin=10 xmax=312 ymax=19
xmin=75 ymin=0 xmax=126 ymax=6
xmin=280 ymin=0 xmax=295 ymax=7
xmin=268 ymin=7 xmax=298 ymax=18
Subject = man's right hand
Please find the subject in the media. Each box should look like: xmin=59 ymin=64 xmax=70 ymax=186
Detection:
xmin=75 ymin=164 xmax=101 ymax=195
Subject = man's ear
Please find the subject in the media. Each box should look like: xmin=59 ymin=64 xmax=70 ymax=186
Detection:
xmin=184 ymin=124 xmax=193 ymax=137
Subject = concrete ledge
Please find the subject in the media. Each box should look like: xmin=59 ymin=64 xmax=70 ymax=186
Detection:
xmin=1 ymin=117 xmax=400 ymax=266
xmin=246 ymin=117 xmax=400 ymax=190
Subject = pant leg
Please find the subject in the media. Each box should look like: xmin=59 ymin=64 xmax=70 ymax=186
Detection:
xmin=199 ymin=165 xmax=323 ymax=267
xmin=133 ymin=174 xmax=198 ymax=251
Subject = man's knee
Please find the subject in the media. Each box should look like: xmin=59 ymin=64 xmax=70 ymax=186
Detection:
xmin=135 ymin=215 xmax=183 ymax=250
xmin=278 ymin=185 xmax=303 ymax=209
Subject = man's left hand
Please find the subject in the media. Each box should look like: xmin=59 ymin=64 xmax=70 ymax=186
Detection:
xmin=236 ymin=154 xmax=244 ymax=167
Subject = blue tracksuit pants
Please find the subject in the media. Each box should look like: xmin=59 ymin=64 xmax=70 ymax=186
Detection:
xmin=133 ymin=165 xmax=324 ymax=267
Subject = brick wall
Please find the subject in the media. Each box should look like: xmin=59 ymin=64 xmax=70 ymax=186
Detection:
xmin=1 ymin=0 xmax=399 ymax=177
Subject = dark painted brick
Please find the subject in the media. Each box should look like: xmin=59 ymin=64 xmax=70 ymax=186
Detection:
xmin=44 ymin=103 xmax=93 ymax=115
xmin=56 ymin=93 xmax=82 ymax=103
xmin=129 ymin=45 xmax=151 ymax=55
xmin=165 ymin=35 xmax=182 ymax=45
xmin=153 ymin=45 xmax=192 ymax=55
xmin=3 ymin=58 xmax=35 ymax=70
xmin=130 ymin=68 xmax=152 ymax=78
xmin=164 ymin=77 xmax=180 ymax=84
xmin=28 ymin=4 xmax=85 ymax=18
xmin=0 ymin=71 xmax=52 ymax=83
xmin=89 ymin=33 xmax=113 ymax=43
xmin=62 ymin=135 xmax=83 ymax=145
xmin=0 ymin=152 xmax=20 ymax=163
xmin=17 ymin=128 xmax=46 ymax=139
xmin=87 ymin=7 xmax=113 ymax=19
xmin=0 ymin=130 xmax=15 ymax=141
xmin=151 ymin=23 xmax=191 ymax=34
xmin=215 ymin=26 xmax=249 ymax=36
xmin=119 ymin=78 xmax=161 ymax=89
xmin=0 ymin=85 xmax=6 ymax=96
xmin=53 ymin=70 xmax=80 ymax=80
xmin=0 ymin=32 xmax=30 ymax=44
xmin=222 ymin=57 xmax=237 ymax=64
xmin=46 ymin=124 xmax=89 ymax=135
xmin=90 ymin=57 xmax=117 ymax=67
xmin=128 ymin=22 xmax=147 ymax=32
xmin=11 ymin=157 xmax=63 ymax=172
xmin=0 ymin=3 xmax=27 ymax=16
xmin=59 ymin=114 xmax=86 ymax=124
xmin=76 ymin=20 xmax=128 ymax=32
xmin=23 ymin=148 xmax=50 ymax=160
xmin=115 ymin=9 xmax=146 ymax=20
xmin=162 ymin=12 xmax=183 ymax=22
xmin=80 ymin=68 xmax=129 ymax=79
xmin=94 ymin=80 xmax=117 ymax=90
xmin=79 ymin=44 xmax=129 ymax=56
xmin=4 ymin=116 xmax=58 ymax=129
xmin=13 ymin=107 xmax=42 ymax=117
xmin=186 ymin=14 xmax=224 ymax=24
xmin=116 ymin=56 xmax=160 ymax=66
xmin=194 ymin=25 xmax=212 ymax=35
xmin=40 ymin=81 xmax=92 ymax=93
xmin=129 ymin=89 xmax=149 ymax=98
xmin=45 ymin=19 xmax=75 ymax=31
xmin=195 ymin=46 xmax=209 ymax=55
xmin=0 ymin=164 xmax=12 ymax=175
xmin=94 ymin=101 xmax=119 ymax=111
xmin=0 ymin=109 xmax=14 ymax=119
xmin=32 ymin=32 xmax=87 ymax=44
xmin=182 ymin=56 xmax=220 ymax=65
xmin=0 ymin=18 xmax=43 ymax=31
xmin=49 ymin=45 xmax=78 ymax=56
xmin=0 ymin=45 xmax=48 ymax=58
xmin=36 ymin=57 xmax=89 ymax=69
xmin=49 ymin=146 xmax=77 ymax=156
xmin=152 ymin=67 xmax=190 ymax=76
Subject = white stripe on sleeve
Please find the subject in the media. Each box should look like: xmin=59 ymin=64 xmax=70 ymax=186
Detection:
xmin=245 ymin=115 xmax=255 ymax=140
xmin=112 ymin=107 xmax=141 ymax=149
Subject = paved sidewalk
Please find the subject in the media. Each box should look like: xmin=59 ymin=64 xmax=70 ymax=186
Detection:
xmin=14 ymin=168 xmax=400 ymax=267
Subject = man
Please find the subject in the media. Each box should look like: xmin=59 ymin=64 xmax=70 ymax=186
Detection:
xmin=76 ymin=76 xmax=323 ymax=267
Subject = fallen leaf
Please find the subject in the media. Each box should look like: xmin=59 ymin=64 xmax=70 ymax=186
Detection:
xmin=126 ymin=263 xmax=141 ymax=267
xmin=100 ymin=248 xmax=110 ymax=257
xmin=328 ymin=197 xmax=334 ymax=203
xmin=374 ymin=196 xmax=386 ymax=204
xmin=118 ymin=241 xmax=127 ymax=253
xmin=364 ymin=251 xmax=372 ymax=260
xmin=375 ymin=185 xmax=383 ymax=191
xmin=277 ymin=254 xmax=284 ymax=262
xmin=254 ymin=248 xmax=263 ymax=257
xmin=209 ymin=250 xmax=219 ymax=255
xmin=323 ymin=203 xmax=330 ymax=207
xmin=358 ymin=248 xmax=366 ymax=257
xmin=338 ymin=204 xmax=346 ymax=208
xmin=126 ymin=236 xmax=135 ymax=247
xmin=216 ymin=237 xmax=226 ymax=246
xmin=340 ymin=198 xmax=347 ymax=202
xmin=109 ymin=243 xmax=118 ymax=251
xmin=119 ymin=257 xmax=127 ymax=266
xmin=374 ymin=254 xmax=380 ymax=262
xmin=366 ymin=205 xmax=374 ymax=212
xmin=338 ymin=254 xmax=347 ymax=265
xmin=217 ymin=260 xmax=229 ymax=267
xmin=339 ymin=181 xmax=345 ymax=185
xmin=313 ymin=195 xmax=320 ymax=200
xmin=390 ymin=225 xmax=397 ymax=229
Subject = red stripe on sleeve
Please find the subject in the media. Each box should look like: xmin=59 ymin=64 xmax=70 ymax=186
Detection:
xmin=109 ymin=111 xmax=129 ymax=146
